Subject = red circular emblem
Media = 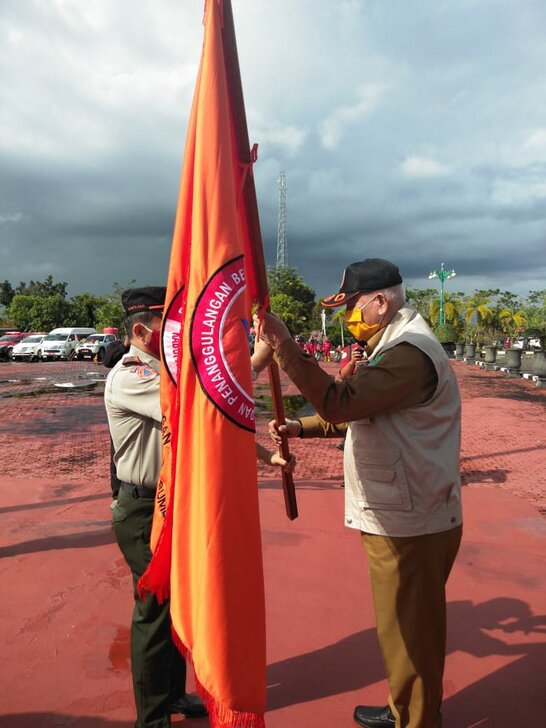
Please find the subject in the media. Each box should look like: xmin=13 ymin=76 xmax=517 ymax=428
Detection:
xmin=190 ymin=257 xmax=255 ymax=431
xmin=162 ymin=260 xmax=255 ymax=431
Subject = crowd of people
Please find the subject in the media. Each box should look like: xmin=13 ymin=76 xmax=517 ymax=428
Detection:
xmin=104 ymin=256 xmax=463 ymax=728
xmin=295 ymin=334 xmax=333 ymax=361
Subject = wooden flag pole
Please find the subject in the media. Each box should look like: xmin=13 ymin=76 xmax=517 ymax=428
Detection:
xmin=220 ymin=0 xmax=298 ymax=519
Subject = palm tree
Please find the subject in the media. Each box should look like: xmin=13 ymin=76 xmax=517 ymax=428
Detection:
xmin=429 ymin=294 xmax=465 ymax=332
xmin=498 ymin=308 xmax=528 ymax=334
xmin=463 ymin=293 xmax=496 ymax=344
xmin=464 ymin=294 xmax=494 ymax=327
xmin=331 ymin=308 xmax=349 ymax=347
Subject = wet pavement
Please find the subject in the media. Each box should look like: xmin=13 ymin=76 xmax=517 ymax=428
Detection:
xmin=0 ymin=356 xmax=545 ymax=727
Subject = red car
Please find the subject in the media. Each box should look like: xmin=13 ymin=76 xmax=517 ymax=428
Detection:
xmin=0 ymin=332 xmax=27 ymax=360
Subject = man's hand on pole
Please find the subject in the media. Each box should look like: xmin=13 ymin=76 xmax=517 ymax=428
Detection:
xmin=269 ymin=418 xmax=302 ymax=444
xmin=252 ymin=312 xmax=291 ymax=350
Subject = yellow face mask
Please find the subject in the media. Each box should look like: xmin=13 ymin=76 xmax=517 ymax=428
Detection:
xmin=345 ymin=298 xmax=381 ymax=341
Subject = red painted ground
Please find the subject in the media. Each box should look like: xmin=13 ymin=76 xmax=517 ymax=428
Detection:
xmin=0 ymin=358 xmax=545 ymax=727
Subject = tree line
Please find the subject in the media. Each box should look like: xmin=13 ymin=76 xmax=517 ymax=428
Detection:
xmin=0 ymin=276 xmax=128 ymax=333
xmin=1 ymin=271 xmax=545 ymax=348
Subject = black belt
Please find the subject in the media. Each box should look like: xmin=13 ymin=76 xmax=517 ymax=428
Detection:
xmin=120 ymin=482 xmax=157 ymax=499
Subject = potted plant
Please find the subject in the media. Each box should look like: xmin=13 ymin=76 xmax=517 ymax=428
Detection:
xmin=524 ymin=325 xmax=546 ymax=379
xmin=433 ymin=322 xmax=457 ymax=358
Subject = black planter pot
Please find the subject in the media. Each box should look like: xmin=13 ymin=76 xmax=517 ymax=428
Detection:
xmin=505 ymin=348 xmax=522 ymax=374
xmin=483 ymin=346 xmax=497 ymax=364
xmin=455 ymin=343 xmax=465 ymax=360
xmin=464 ymin=343 xmax=476 ymax=362
xmin=533 ymin=351 xmax=546 ymax=379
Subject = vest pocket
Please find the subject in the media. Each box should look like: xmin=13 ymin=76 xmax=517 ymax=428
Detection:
xmin=356 ymin=462 xmax=413 ymax=511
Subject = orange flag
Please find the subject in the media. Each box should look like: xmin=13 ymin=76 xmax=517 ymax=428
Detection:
xmin=139 ymin=1 xmax=266 ymax=726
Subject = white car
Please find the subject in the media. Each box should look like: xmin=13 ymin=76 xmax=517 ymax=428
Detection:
xmin=11 ymin=334 xmax=47 ymax=361
xmin=41 ymin=327 xmax=96 ymax=361
xmin=513 ymin=337 xmax=542 ymax=350
xmin=75 ymin=333 xmax=118 ymax=361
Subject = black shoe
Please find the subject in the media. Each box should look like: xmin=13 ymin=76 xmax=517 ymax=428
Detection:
xmin=353 ymin=705 xmax=395 ymax=728
xmin=170 ymin=693 xmax=208 ymax=718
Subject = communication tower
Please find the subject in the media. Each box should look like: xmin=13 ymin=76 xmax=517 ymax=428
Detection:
xmin=276 ymin=172 xmax=288 ymax=268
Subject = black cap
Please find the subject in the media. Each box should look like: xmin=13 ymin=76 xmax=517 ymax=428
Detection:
xmin=321 ymin=258 xmax=403 ymax=308
xmin=121 ymin=286 xmax=166 ymax=316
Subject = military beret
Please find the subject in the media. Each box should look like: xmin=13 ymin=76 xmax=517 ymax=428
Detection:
xmin=321 ymin=258 xmax=403 ymax=308
xmin=121 ymin=286 xmax=166 ymax=315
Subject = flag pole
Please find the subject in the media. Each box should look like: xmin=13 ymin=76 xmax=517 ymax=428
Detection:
xmin=220 ymin=0 xmax=298 ymax=520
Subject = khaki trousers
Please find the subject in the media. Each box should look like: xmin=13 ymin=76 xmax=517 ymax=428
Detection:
xmin=362 ymin=526 xmax=462 ymax=728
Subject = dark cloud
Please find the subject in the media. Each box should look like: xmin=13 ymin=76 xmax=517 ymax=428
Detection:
xmin=1 ymin=0 xmax=545 ymax=299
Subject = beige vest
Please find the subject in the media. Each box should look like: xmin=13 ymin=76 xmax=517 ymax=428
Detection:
xmin=344 ymin=305 xmax=463 ymax=537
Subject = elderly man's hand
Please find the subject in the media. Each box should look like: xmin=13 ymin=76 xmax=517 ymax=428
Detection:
xmin=268 ymin=418 xmax=302 ymax=444
xmin=252 ymin=312 xmax=291 ymax=351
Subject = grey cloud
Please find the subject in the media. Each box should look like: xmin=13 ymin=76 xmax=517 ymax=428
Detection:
xmin=1 ymin=0 xmax=545 ymax=299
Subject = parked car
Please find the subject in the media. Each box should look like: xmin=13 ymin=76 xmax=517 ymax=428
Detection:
xmin=41 ymin=327 xmax=96 ymax=361
xmin=0 ymin=332 xmax=27 ymax=360
xmin=75 ymin=333 xmax=118 ymax=361
xmin=513 ymin=337 xmax=542 ymax=350
xmin=11 ymin=333 xmax=48 ymax=361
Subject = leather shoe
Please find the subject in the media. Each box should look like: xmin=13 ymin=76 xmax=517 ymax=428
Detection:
xmin=170 ymin=693 xmax=208 ymax=718
xmin=353 ymin=705 xmax=395 ymax=728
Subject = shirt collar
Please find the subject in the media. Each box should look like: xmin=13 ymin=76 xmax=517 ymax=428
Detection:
xmin=363 ymin=326 xmax=387 ymax=355
xmin=125 ymin=343 xmax=160 ymax=372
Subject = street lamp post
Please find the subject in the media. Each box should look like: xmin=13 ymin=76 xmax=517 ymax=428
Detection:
xmin=428 ymin=263 xmax=456 ymax=325
xmin=320 ymin=309 xmax=327 ymax=337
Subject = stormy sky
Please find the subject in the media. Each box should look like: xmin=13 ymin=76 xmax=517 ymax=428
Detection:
xmin=1 ymin=0 xmax=546 ymax=300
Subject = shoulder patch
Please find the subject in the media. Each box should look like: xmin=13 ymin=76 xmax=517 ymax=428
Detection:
xmin=368 ymin=353 xmax=385 ymax=367
xmin=130 ymin=365 xmax=158 ymax=380
xmin=129 ymin=363 xmax=159 ymax=379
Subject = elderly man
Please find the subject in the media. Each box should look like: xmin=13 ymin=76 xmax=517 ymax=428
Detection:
xmin=256 ymin=258 xmax=462 ymax=728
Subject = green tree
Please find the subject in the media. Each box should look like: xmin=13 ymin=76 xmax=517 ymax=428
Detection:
xmin=6 ymin=295 xmax=38 ymax=330
xmin=429 ymin=293 xmax=465 ymax=333
xmin=15 ymin=274 xmax=68 ymax=299
xmin=269 ymin=292 xmax=311 ymax=334
xmin=522 ymin=290 xmax=546 ymax=349
xmin=405 ymin=287 xmax=437 ymax=324
xmin=0 ymin=280 xmax=14 ymax=307
xmin=67 ymin=293 xmax=100 ymax=327
xmin=268 ymin=266 xmax=315 ymax=301
xmin=498 ymin=307 xmax=527 ymax=335
xmin=7 ymin=293 xmax=71 ymax=330
xmin=328 ymin=307 xmax=350 ymax=347
xmin=523 ymin=290 xmax=546 ymax=329
xmin=95 ymin=300 xmax=126 ymax=334
xmin=35 ymin=295 xmax=72 ymax=330
xmin=267 ymin=267 xmax=315 ymax=334
xmin=464 ymin=292 xmax=494 ymax=327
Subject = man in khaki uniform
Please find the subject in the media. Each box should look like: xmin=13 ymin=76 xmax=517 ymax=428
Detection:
xmin=255 ymin=259 xmax=463 ymax=728
xmin=105 ymin=287 xmax=206 ymax=728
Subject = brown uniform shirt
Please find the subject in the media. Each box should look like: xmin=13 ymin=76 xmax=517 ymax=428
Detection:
xmin=275 ymin=332 xmax=438 ymax=437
